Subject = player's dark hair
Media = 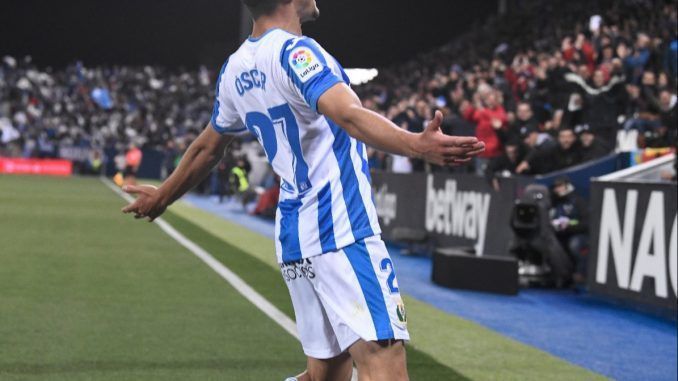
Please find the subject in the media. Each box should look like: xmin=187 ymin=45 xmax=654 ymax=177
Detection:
xmin=242 ymin=0 xmax=286 ymax=19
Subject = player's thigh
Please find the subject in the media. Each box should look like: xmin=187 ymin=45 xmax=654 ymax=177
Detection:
xmin=311 ymin=236 xmax=410 ymax=346
xmin=281 ymin=260 xmax=344 ymax=359
xmin=348 ymin=339 xmax=408 ymax=381
xmin=301 ymin=352 xmax=353 ymax=381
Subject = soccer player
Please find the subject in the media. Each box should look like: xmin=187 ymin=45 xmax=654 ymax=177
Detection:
xmin=121 ymin=0 xmax=485 ymax=379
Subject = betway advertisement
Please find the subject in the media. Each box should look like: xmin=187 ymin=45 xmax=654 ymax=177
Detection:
xmin=589 ymin=180 xmax=677 ymax=311
xmin=372 ymin=172 xmax=518 ymax=256
xmin=0 ymin=157 xmax=72 ymax=176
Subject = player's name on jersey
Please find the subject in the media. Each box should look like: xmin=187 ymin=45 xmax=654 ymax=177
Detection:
xmin=235 ymin=69 xmax=267 ymax=96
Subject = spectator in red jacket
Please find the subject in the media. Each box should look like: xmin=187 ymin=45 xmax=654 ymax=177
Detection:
xmin=460 ymin=90 xmax=508 ymax=174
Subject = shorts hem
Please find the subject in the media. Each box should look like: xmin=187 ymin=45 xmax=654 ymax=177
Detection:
xmin=375 ymin=329 xmax=397 ymax=341
xmin=363 ymin=331 xmax=411 ymax=342
xmin=347 ymin=324 xmax=410 ymax=347
xmin=339 ymin=336 xmax=361 ymax=353
xmin=338 ymin=331 xmax=411 ymax=353
xmin=302 ymin=347 xmax=344 ymax=360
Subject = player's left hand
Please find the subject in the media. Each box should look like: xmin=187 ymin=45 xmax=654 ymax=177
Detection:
xmin=414 ymin=110 xmax=485 ymax=166
xmin=121 ymin=184 xmax=167 ymax=222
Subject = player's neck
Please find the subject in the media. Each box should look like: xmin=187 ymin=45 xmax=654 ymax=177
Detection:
xmin=251 ymin=11 xmax=302 ymax=38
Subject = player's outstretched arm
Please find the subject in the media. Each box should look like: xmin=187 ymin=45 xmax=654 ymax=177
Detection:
xmin=317 ymin=83 xmax=485 ymax=166
xmin=121 ymin=124 xmax=233 ymax=221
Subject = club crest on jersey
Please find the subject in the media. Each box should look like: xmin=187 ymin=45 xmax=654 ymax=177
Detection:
xmin=290 ymin=47 xmax=321 ymax=83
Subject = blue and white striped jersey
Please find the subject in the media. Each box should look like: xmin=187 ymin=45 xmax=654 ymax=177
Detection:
xmin=211 ymin=28 xmax=380 ymax=264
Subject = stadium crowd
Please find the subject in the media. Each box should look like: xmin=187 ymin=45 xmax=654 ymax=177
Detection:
xmin=0 ymin=57 xmax=217 ymax=175
xmin=1 ymin=0 xmax=676 ymax=183
xmin=357 ymin=0 xmax=677 ymax=177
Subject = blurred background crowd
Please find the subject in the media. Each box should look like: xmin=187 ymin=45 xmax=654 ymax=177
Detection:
xmin=1 ymin=0 xmax=676 ymax=189
xmin=0 ymin=60 xmax=213 ymax=176
xmin=356 ymin=0 xmax=677 ymax=177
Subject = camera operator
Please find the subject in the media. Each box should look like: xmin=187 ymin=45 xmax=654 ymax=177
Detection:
xmin=550 ymin=176 xmax=589 ymax=284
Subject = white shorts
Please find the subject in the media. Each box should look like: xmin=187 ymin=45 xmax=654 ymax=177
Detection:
xmin=280 ymin=235 xmax=410 ymax=359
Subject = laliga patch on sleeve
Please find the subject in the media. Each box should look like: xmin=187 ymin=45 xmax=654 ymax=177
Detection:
xmin=289 ymin=47 xmax=323 ymax=83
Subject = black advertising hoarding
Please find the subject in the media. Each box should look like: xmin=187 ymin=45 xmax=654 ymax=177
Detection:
xmin=372 ymin=172 xmax=427 ymax=238
xmin=589 ymin=180 xmax=677 ymax=311
xmin=371 ymin=172 xmax=518 ymax=256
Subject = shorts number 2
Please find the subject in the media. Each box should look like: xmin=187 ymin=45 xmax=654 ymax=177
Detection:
xmin=380 ymin=258 xmax=399 ymax=294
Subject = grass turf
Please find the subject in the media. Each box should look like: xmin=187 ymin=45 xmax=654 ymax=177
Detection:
xmin=0 ymin=175 xmax=604 ymax=380
xmin=0 ymin=175 xmax=304 ymax=380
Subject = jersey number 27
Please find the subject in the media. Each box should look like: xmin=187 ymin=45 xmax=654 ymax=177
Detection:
xmin=245 ymin=103 xmax=312 ymax=193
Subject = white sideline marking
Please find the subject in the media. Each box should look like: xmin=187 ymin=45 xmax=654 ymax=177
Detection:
xmin=101 ymin=177 xmax=359 ymax=381
xmin=100 ymin=177 xmax=299 ymax=337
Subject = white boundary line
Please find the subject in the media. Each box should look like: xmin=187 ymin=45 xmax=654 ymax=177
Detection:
xmin=101 ymin=177 xmax=359 ymax=381
xmin=100 ymin=177 xmax=299 ymax=338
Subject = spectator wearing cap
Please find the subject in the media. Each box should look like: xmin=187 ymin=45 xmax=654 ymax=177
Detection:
xmin=576 ymin=124 xmax=610 ymax=162
xmin=509 ymin=121 xmax=555 ymax=174
xmin=521 ymin=123 xmax=554 ymax=151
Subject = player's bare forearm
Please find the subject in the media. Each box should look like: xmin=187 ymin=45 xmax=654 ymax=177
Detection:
xmin=318 ymin=84 xmax=419 ymax=156
xmin=318 ymin=83 xmax=485 ymax=166
xmin=121 ymin=124 xmax=232 ymax=221
xmin=156 ymin=124 xmax=232 ymax=206
xmin=338 ymin=106 xmax=418 ymax=156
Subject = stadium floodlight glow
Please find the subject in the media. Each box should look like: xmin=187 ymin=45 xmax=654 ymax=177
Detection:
xmin=344 ymin=68 xmax=379 ymax=85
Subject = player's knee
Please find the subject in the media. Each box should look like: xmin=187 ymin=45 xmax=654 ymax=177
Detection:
xmin=304 ymin=353 xmax=352 ymax=381
xmin=351 ymin=339 xmax=406 ymax=362
xmin=350 ymin=341 xmax=408 ymax=381
xmin=365 ymin=340 xmax=389 ymax=356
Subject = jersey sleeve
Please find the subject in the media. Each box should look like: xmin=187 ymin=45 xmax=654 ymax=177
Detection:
xmin=279 ymin=37 xmax=344 ymax=113
xmin=211 ymin=59 xmax=247 ymax=135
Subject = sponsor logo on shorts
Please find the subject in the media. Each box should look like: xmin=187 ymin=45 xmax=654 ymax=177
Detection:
xmin=280 ymin=258 xmax=315 ymax=282
xmin=396 ymin=302 xmax=407 ymax=324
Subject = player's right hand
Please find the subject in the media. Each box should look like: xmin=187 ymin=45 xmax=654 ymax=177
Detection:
xmin=414 ymin=110 xmax=485 ymax=166
xmin=121 ymin=184 xmax=167 ymax=222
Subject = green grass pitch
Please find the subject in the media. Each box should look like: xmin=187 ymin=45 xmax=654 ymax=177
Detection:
xmin=0 ymin=175 xmax=603 ymax=380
